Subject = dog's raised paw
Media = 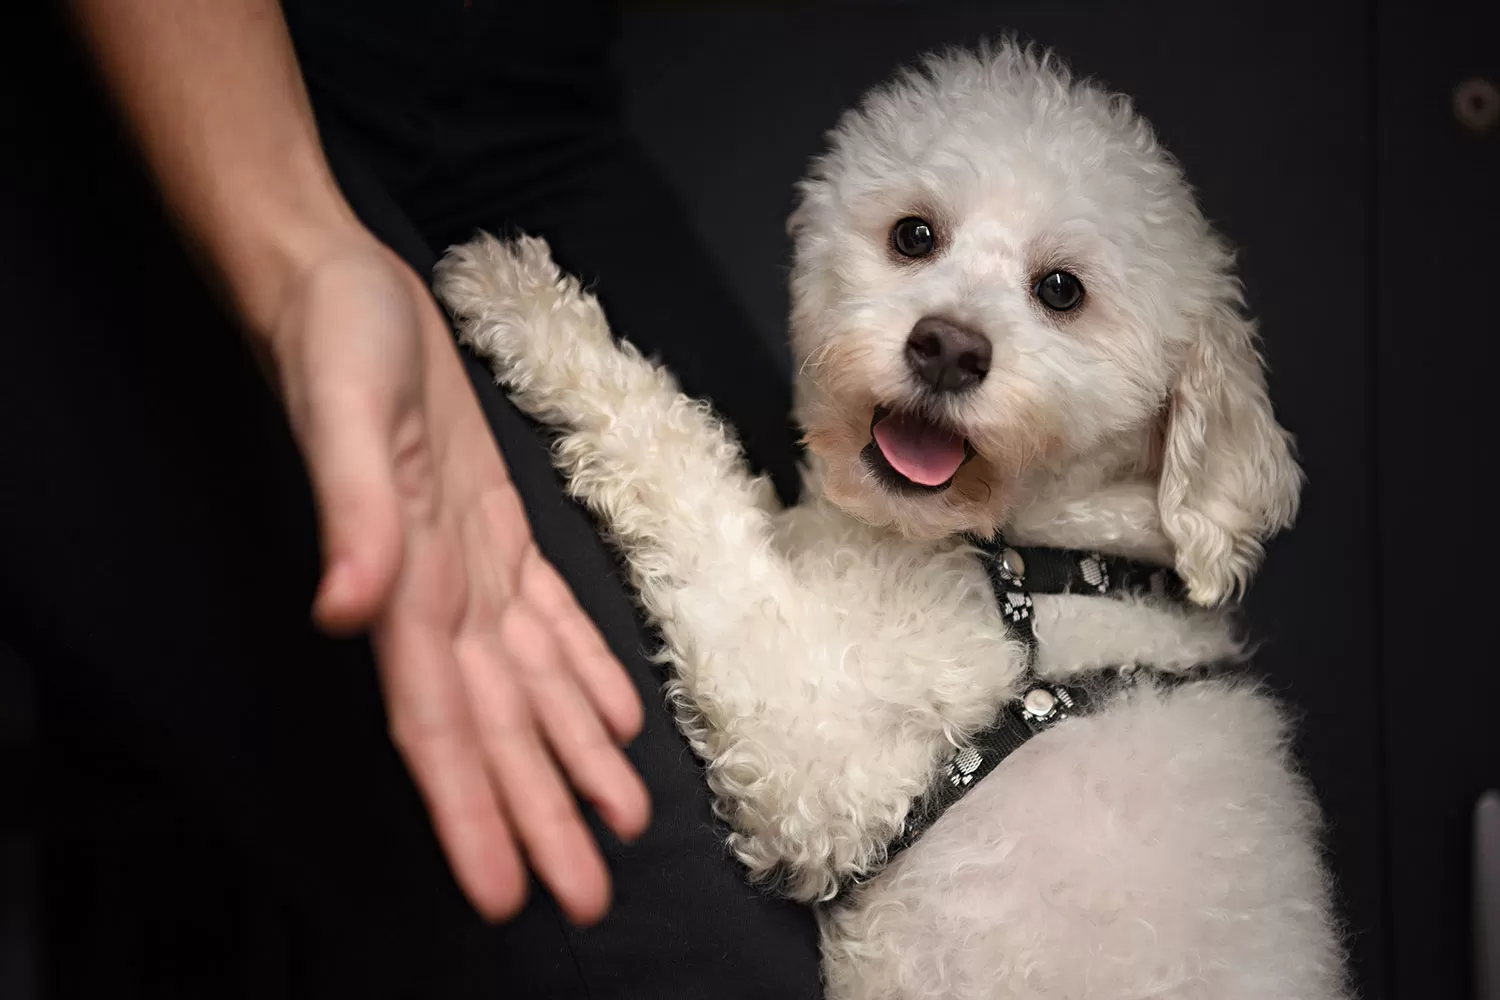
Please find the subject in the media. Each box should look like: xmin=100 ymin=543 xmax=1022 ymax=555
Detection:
xmin=433 ymin=232 xmax=618 ymax=399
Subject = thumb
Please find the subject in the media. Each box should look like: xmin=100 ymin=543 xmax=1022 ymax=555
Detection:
xmin=302 ymin=381 xmax=408 ymax=634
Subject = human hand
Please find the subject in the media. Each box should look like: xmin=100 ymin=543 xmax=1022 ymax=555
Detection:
xmin=262 ymin=231 xmax=650 ymax=925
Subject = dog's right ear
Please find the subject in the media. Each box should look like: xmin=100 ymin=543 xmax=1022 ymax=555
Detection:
xmin=1157 ymin=288 xmax=1303 ymax=607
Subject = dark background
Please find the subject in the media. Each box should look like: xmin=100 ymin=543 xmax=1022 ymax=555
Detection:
xmin=3 ymin=1 xmax=1498 ymax=998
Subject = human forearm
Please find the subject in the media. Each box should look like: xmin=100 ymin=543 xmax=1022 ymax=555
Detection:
xmin=69 ymin=0 xmax=361 ymax=334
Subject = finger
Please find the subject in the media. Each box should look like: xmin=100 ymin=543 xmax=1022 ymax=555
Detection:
xmin=454 ymin=630 xmax=614 ymax=926
xmin=497 ymin=600 xmax=650 ymax=842
xmin=455 ymin=492 xmax=647 ymax=836
xmin=522 ymin=549 xmax=645 ymax=745
xmin=377 ymin=606 xmax=529 ymax=922
xmin=455 ymin=474 xmax=644 ymax=745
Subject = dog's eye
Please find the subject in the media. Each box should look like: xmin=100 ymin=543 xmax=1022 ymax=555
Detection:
xmin=891 ymin=217 xmax=936 ymax=258
xmin=1034 ymin=270 xmax=1085 ymax=312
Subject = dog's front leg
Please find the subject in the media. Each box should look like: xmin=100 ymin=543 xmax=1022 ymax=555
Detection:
xmin=437 ymin=235 xmax=926 ymax=898
xmin=434 ymin=232 xmax=784 ymax=613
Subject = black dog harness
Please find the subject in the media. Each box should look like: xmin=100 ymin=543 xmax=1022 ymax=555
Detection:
xmin=870 ymin=539 xmax=1193 ymax=872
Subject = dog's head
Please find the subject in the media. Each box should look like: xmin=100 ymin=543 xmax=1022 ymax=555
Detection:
xmin=787 ymin=41 xmax=1301 ymax=605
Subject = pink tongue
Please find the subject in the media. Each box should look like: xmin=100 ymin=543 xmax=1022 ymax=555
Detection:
xmin=872 ymin=412 xmax=967 ymax=486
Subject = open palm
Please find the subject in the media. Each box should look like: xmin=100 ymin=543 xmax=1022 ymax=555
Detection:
xmin=267 ymin=240 xmax=650 ymax=925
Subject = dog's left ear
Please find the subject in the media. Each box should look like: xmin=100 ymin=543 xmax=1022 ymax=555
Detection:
xmin=1158 ymin=290 xmax=1303 ymax=606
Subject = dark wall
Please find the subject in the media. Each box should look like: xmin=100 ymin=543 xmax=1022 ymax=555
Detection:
xmin=1372 ymin=4 xmax=1500 ymax=998
xmin=614 ymin=3 xmax=1498 ymax=998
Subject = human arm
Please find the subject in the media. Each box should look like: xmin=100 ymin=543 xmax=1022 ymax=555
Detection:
xmin=67 ymin=0 xmax=650 ymax=925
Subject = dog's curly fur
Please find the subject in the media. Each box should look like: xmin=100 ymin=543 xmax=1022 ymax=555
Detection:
xmin=435 ymin=40 xmax=1347 ymax=1000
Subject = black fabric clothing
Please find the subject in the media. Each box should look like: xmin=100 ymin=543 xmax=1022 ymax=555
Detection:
xmin=1 ymin=4 xmax=818 ymax=997
xmin=282 ymin=0 xmax=805 ymax=499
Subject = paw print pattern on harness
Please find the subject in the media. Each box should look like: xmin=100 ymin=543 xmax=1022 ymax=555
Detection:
xmin=1078 ymin=554 xmax=1109 ymax=593
xmin=946 ymin=746 xmax=985 ymax=788
xmin=990 ymin=550 xmax=1035 ymax=628
xmin=1002 ymin=591 xmax=1033 ymax=624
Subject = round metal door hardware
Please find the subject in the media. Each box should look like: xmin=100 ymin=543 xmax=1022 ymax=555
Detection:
xmin=1454 ymin=77 xmax=1499 ymax=134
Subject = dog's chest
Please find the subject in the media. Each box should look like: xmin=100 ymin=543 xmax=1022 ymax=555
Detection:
xmin=772 ymin=503 xmax=1028 ymax=721
xmin=770 ymin=502 xmax=1234 ymax=702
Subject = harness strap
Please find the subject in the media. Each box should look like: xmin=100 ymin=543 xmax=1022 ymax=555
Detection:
xmin=834 ymin=538 xmax=1191 ymax=898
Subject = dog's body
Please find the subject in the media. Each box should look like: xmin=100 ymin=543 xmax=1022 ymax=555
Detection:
xmin=435 ymin=42 xmax=1348 ymax=999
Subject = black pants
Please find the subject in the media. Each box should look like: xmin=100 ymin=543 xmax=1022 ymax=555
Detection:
xmin=0 ymin=5 xmax=819 ymax=997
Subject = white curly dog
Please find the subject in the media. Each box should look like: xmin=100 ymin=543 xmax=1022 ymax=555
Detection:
xmin=435 ymin=41 xmax=1348 ymax=1000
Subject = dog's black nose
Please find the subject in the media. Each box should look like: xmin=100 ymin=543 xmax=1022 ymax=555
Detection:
xmin=905 ymin=316 xmax=991 ymax=393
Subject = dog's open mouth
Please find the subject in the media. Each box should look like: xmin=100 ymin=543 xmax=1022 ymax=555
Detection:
xmin=862 ymin=405 xmax=975 ymax=493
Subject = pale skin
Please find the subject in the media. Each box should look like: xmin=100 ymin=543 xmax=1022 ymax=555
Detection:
xmin=68 ymin=0 xmax=651 ymax=926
